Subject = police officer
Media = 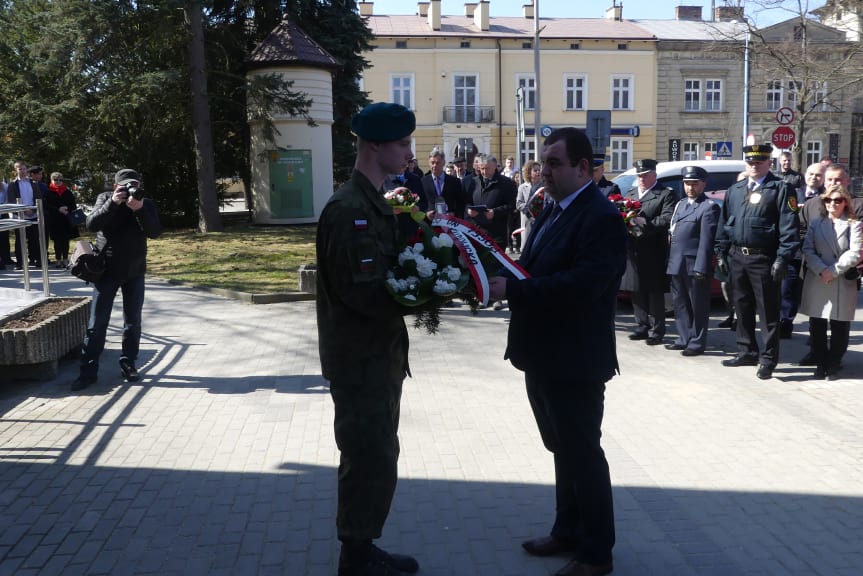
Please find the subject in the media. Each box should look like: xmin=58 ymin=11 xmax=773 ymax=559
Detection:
xmin=665 ymin=166 xmax=720 ymax=356
xmin=621 ymin=158 xmax=678 ymax=345
xmin=316 ymin=102 xmax=420 ymax=576
xmin=592 ymin=153 xmax=620 ymax=198
xmin=715 ymin=144 xmax=800 ymax=380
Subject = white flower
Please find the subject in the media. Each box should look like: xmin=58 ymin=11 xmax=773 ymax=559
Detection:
xmin=386 ymin=277 xmax=403 ymax=292
xmin=404 ymin=294 xmax=417 ymax=301
xmin=398 ymin=247 xmax=417 ymax=266
xmin=441 ymin=266 xmax=461 ymax=281
xmin=433 ymin=279 xmax=457 ymax=295
xmin=415 ymin=256 xmax=437 ymax=278
xmin=431 ymin=234 xmax=453 ymax=249
xmin=412 ymin=243 xmax=425 ymax=254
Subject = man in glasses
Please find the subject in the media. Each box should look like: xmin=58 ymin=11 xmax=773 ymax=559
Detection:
xmin=714 ymin=144 xmax=800 ymax=380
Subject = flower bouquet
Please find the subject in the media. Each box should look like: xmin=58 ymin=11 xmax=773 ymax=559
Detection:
xmin=608 ymin=193 xmax=646 ymax=237
xmin=384 ymin=186 xmax=425 ymax=223
xmin=527 ymin=186 xmax=546 ymax=219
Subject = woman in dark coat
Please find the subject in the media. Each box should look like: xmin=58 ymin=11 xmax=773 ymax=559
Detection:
xmin=45 ymin=172 xmax=78 ymax=267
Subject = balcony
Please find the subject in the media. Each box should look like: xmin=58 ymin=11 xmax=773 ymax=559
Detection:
xmin=442 ymin=106 xmax=495 ymax=124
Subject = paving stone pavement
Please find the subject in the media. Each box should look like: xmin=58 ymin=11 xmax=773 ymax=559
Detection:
xmin=1 ymin=269 xmax=862 ymax=575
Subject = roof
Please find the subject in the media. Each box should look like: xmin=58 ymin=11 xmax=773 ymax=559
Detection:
xmin=248 ymin=17 xmax=340 ymax=70
xmin=631 ymin=19 xmax=747 ymax=41
xmin=365 ymin=15 xmax=654 ymax=40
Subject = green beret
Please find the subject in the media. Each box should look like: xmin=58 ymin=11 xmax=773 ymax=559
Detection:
xmin=351 ymin=102 xmax=416 ymax=142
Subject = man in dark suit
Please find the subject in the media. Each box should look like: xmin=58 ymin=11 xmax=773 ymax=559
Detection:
xmin=665 ymin=166 xmax=720 ymax=356
xmin=419 ymin=147 xmax=465 ymax=219
xmin=715 ymin=143 xmax=800 ymax=380
xmin=6 ymin=160 xmax=44 ymax=268
xmin=619 ymin=159 xmax=677 ymax=345
xmin=465 ymin=154 xmax=517 ymax=246
xmin=489 ymin=127 xmax=626 ymax=576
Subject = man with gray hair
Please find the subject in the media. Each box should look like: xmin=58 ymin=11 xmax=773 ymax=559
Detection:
xmin=420 ymin=146 xmax=464 ymax=219
xmin=465 ymin=153 xmax=517 ymax=247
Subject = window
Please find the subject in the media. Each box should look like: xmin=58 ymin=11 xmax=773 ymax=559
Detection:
xmin=460 ymin=41 xmax=471 ymax=48
xmin=611 ymin=75 xmax=633 ymax=110
xmin=684 ymin=79 xmax=701 ymax=111
xmin=684 ymin=79 xmax=722 ymax=112
xmin=391 ymin=74 xmax=414 ymax=109
xmin=570 ymin=43 xmax=581 ymax=50
xmin=786 ymin=80 xmax=801 ymax=109
xmin=564 ymin=74 xmax=587 ymax=111
xmin=806 ymin=141 xmax=822 ymax=167
xmin=395 ymin=40 xmax=407 ymax=49
xmin=617 ymin=44 xmax=628 ymax=50
xmin=522 ymin=42 xmax=532 ymax=49
xmin=453 ymin=74 xmax=478 ymax=122
xmin=517 ymin=74 xmax=536 ymax=111
xmin=704 ymin=142 xmax=717 ymax=158
xmin=519 ymin=138 xmax=536 ymax=168
xmin=705 ymin=80 xmax=722 ymax=111
xmin=812 ymin=82 xmax=828 ymax=112
xmin=611 ymin=137 xmax=632 ymax=172
xmin=683 ymin=142 xmax=699 ymax=161
xmin=766 ymin=80 xmax=783 ymax=111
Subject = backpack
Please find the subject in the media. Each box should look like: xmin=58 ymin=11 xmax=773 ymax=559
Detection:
xmin=68 ymin=240 xmax=106 ymax=283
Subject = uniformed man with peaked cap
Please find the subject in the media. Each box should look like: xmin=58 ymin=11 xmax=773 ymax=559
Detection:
xmin=316 ymin=102 xmax=421 ymax=576
xmin=665 ymin=165 xmax=720 ymax=356
xmin=714 ymin=143 xmax=800 ymax=380
xmin=592 ymin=153 xmax=620 ymax=198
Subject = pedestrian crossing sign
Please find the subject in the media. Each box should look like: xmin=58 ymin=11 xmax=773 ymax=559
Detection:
xmin=715 ymin=141 xmax=733 ymax=158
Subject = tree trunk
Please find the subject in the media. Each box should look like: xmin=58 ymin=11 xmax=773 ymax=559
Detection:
xmin=186 ymin=0 xmax=222 ymax=233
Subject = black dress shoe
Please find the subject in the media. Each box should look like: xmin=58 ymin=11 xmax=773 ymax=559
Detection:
xmin=522 ymin=535 xmax=579 ymax=557
xmin=554 ymin=559 xmax=614 ymax=576
xmin=814 ymin=366 xmax=827 ymax=379
xmin=119 ymin=358 xmax=139 ymax=382
xmin=628 ymin=332 xmax=648 ymax=341
xmin=722 ymin=355 xmax=758 ymax=367
xmin=665 ymin=343 xmax=686 ymax=351
xmin=71 ymin=375 xmax=97 ymax=392
xmin=717 ymin=315 xmax=735 ymax=328
xmin=797 ymin=352 xmax=817 ymax=366
xmin=645 ymin=336 xmax=664 ymax=346
xmin=339 ymin=544 xmax=418 ymax=576
xmin=368 ymin=545 xmax=418 ymax=573
xmin=681 ymin=349 xmax=703 ymax=357
xmin=756 ymin=364 xmax=774 ymax=380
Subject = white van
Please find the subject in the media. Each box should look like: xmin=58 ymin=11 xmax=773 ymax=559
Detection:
xmin=612 ymin=159 xmax=747 ymax=199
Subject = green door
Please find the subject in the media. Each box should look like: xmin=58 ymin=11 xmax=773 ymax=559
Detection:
xmin=268 ymin=150 xmax=313 ymax=218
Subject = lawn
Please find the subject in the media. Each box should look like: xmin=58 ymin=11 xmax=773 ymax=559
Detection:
xmin=146 ymin=223 xmax=317 ymax=294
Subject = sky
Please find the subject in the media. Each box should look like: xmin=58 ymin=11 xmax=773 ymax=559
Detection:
xmin=365 ymin=1 xmax=828 ymax=27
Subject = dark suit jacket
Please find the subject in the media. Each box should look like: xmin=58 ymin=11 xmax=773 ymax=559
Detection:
xmin=6 ymin=179 xmax=44 ymax=204
xmin=504 ymin=183 xmax=627 ymax=383
xmin=666 ymin=195 xmax=720 ymax=276
xmin=465 ymin=174 xmax=517 ymax=245
xmin=619 ymin=185 xmax=677 ymax=292
xmin=419 ymin=172 xmax=465 ymax=217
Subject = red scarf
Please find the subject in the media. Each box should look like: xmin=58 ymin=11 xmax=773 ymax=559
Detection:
xmin=49 ymin=182 xmax=67 ymax=196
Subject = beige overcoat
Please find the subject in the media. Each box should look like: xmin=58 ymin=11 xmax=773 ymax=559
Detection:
xmin=800 ymin=215 xmax=863 ymax=322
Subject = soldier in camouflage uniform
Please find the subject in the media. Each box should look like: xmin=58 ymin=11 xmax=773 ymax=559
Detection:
xmin=316 ymin=102 xmax=419 ymax=576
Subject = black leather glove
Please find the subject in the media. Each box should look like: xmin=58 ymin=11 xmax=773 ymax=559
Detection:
xmin=771 ymin=260 xmax=787 ymax=282
xmin=694 ymin=272 xmax=706 ymax=284
xmin=716 ymin=257 xmax=729 ymax=277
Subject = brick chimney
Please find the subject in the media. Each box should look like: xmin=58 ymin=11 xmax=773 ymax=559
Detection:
xmin=358 ymin=2 xmax=373 ymax=16
xmin=715 ymin=6 xmax=744 ymax=21
xmin=428 ymin=0 xmax=441 ymax=30
xmin=675 ymin=6 xmax=702 ymax=21
xmin=474 ymin=0 xmax=489 ymax=31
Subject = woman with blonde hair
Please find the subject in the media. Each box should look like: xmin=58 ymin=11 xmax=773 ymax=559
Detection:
xmin=514 ymin=159 xmax=542 ymax=246
xmin=799 ymin=183 xmax=862 ymax=380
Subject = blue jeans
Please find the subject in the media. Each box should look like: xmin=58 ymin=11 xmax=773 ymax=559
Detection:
xmin=79 ymin=275 xmax=145 ymax=379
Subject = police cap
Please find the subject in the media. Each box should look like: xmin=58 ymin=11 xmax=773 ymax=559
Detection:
xmin=351 ymin=102 xmax=416 ymax=142
xmin=681 ymin=165 xmax=709 ymax=181
xmin=634 ymin=159 xmax=658 ymax=174
xmin=593 ymin=153 xmax=607 ymax=167
xmin=743 ymin=143 xmax=773 ymax=161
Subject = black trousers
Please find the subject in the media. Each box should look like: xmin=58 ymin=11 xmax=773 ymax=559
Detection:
xmin=780 ymin=258 xmax=803 ymax=325
xmin=330 ymin=354 xmax=403 ymax=543
xmin=730 ymin=249 xmax=781 ymax=367
xmin=808 ymin=317 xmax=850 ymax=370
xmin=632 ymin=287 xmax=665 ymax=338
xmin=670 ymin=272 xmax=712 ymax=351
xmin=525 ymin=372 xmax=615 ymax=565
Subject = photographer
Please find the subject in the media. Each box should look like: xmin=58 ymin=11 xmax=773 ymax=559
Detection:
xmin=72 ymin=169 xmax=161 ymax=391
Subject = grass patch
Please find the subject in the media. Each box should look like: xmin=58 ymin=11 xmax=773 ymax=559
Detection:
xmin=146 ymin=223 xmax=316 ymax=294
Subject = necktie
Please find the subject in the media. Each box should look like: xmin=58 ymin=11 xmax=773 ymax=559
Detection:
xmin=435 ymin=176 xmax=442 ymax=196
xmin=531 ymin=204 xmax=562 ymax=247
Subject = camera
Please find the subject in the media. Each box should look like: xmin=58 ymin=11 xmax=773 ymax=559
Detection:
xmin=121 ymin=183 xmax=144 ymax=201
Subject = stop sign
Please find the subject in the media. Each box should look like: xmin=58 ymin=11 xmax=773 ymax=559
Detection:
xmin=772 ymin=126 xmax=796 ymax=148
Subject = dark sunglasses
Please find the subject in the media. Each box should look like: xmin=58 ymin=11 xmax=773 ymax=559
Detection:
xmin=824 ymin=197 xmax=845 ymax=205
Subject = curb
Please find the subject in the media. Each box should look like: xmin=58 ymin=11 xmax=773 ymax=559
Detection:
xmin=160 ymin=278 xmax=316 ymax=304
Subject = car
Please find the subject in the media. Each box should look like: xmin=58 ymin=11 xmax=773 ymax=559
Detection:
xmin=612 ymin=159 xmax=746 ymax=304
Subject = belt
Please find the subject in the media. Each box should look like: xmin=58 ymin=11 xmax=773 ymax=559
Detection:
xmin=733 ymin=245 xmax=770 ymax=256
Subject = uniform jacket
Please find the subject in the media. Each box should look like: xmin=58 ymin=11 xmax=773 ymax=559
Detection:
xmin=714 ymin=171 xmax=800 ymax=262
xmin=465 ymin=173 xmax=518 ymax=245
xmin=316 ymin=170 xmax=410 ymax=382
xmin=419 ymin=172 xmax=465 ymax=217
xmin=799 ymin=216 xmax=863 ymax=322
xmin=619 ymin=185 xmax=677 ymax=292
xmin=504 ymin=183 xmax=627 ymax=383
xmin=596 ymin=176 xmax=621 ymax=198
xmin=666 ymin=194 xmax=720 ymax=277
xmin=87 ymin=191 xmax=161 ymax=281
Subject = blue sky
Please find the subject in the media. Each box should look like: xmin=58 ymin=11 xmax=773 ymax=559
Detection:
xmin=366 ymin=1 xmax=827 ymax=27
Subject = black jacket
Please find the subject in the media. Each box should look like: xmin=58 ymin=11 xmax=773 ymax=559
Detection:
xmin=87 ymin=191 xmax=161 ymax=281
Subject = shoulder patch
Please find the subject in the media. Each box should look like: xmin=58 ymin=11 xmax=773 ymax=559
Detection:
xmin=787 ymin=196 xmax=799 ymax=213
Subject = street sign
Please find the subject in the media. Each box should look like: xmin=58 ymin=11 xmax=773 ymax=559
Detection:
xmin=715 ymin=141 xmax=733 ymax=158
xmin=668 ymin=139 xmax=681 ymax=162
xmin=776 ymin=107 xmax=794 ymax=125
xmin=772 ymin=126 xmax=796 ymax=148
xmin=540 ymin=125 xmax=553 ymax=138
xmin=585 ymin=110 xmax=611 ymax=152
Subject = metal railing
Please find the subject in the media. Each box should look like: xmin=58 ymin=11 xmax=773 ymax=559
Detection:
xmin=442 ymin=106 xmax=495 ymax=124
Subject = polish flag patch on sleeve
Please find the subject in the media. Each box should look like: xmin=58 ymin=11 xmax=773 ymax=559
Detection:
xmin=354 ymin=219 xmax=369 ymax=230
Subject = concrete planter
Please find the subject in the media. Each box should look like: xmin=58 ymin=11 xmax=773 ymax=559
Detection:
xmin=0 ymin=297 xmax=91 ymax=380
xmin=298 ymin=263 xmax=317 ymax=294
